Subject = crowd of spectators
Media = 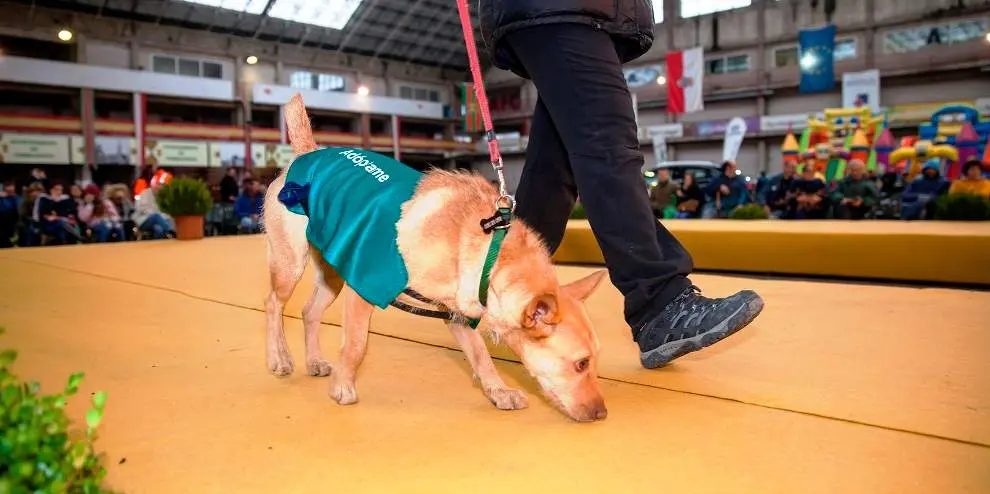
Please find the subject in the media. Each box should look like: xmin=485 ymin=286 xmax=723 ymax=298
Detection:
xmin=0 ymin=166 xmax=268 ymax=248
xmin=648 ymin=156 xmax=990 ymax=221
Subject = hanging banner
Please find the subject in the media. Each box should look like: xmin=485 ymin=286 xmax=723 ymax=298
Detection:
xmin=692 ymin=116 xmax=761 ymax=138
xmin=842 ymin=69 xmax=881 ymax=113
xmin=0 ymin=133 xmax=71 ymax=164
xmin=145 ymin=139 xmax=208 ymax=167
xmin=760 ymin=114 xmax=811 ymax=132
xmin=722 ymin=117 xmax=748 ymax=162
xmin=251 ymin=143 xmax=294 ymax=168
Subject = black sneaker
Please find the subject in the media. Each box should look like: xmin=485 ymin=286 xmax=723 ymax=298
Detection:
xmin=635 ymin=286 xmax=764 ymax=369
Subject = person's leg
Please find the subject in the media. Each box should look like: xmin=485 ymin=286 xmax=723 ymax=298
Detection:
xmin=505 ymin=24 xmax=693 ymax=328
xmin=93 ymin=222 xmax=110 ymax=243
xmin=504 ymin=23 xmax=762 ymax=368
xmin=513 ymin=97 xmax=578 ymax=253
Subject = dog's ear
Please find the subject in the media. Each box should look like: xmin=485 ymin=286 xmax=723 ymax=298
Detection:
xmin=522 ymin=293 xmax=560 ymax=338
xmin=284 ymin=93 xmax=317 ymax=156
xmin=561 ymin=270 xmax=607 ymax=303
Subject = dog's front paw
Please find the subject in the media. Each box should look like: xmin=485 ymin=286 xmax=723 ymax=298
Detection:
xmin=306 ymin=358 xmax=333 ymax=377
xmin=485 ymin=387 xmax=529 ymax=410
xmin=330 ymin=378 xmax=358 ymax=405
xmin=267 ymin=354 xmax=294 ymax=377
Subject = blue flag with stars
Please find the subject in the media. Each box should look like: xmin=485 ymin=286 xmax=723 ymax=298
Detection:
xmin=799 ymin=24 xmax=836 ymax=93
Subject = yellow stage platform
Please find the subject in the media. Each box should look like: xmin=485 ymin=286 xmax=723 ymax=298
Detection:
xmin=554 ymin=220 xmax=990 ymax=285
xmin=1 ymin=237 xmax=989 ymax=493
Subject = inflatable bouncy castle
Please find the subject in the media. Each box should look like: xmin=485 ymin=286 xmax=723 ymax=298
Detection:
xmin=886 ymin=104 xmax=990 ymax=180
xmin=781 ymin=106 xmax=884 ymax=182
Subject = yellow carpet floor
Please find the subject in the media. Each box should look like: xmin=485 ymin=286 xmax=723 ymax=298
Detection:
xmin=1 ymin=237 xmax=988 ymax=493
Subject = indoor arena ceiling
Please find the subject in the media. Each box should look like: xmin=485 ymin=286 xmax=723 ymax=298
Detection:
xmin=20 ymin=0 xmax=484 ymax=71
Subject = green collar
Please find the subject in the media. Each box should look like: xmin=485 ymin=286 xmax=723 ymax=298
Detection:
xmin=466 ymin=206 xmax=512 ymax=329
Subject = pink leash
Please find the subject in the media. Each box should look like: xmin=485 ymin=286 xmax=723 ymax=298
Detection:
xmin=455 ymin=0 xmax=514 ymax=211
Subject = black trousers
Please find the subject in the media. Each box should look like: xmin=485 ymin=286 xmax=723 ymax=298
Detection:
xmin=504 ymin=23 xmax=693 ymax=330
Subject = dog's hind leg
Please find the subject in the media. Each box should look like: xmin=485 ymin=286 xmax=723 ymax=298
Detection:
xmin=264 ymin=210 xmax=310 ymax=377
xmin=302 ymin=250 xmax=344 ymax=377
xmin=448 ymin=322 xmax=528 ymax=410
xmin=329 ymin=287 xmax=374 ymax=405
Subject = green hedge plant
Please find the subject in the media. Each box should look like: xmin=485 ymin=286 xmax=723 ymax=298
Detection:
xmin=157 ymin=177 xmax=213 ymax=217
xmin=0 ymin=327 xmax=115 ymax=493
xmin=570 ymin=202 xmax=587 ymax=220
xmin=728 ymin=204 xmax=770 ymax=220
xmin=934 ymin=192 xmax=990 ymax=221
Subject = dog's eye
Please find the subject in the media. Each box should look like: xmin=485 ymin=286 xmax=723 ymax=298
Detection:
xmin=574 ymin=358 xmax=590 ymax=373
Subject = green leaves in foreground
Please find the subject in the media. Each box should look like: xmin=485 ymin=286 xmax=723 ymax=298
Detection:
xmin=0 ymin=327 xmax=117 ymax=493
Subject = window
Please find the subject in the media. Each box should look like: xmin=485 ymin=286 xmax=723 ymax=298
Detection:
xmin=317 ymin=73 xmax=345 ymax=92
xmin=151 ymin=54 xmax=224 ymax=79
xmin=202 ymin=62 xmax=223 ymax=79
xmin=773 ymin=38 xmax=857 ymax=68
xmin=176 ymin=0 xmax=364 ymax=30
xmin=883 ymin=19 xmax=989 ymax=53
xmin=290 ymin=71 xmax=346 ymax=92
xmin=399 ymin=85 xmax=441 ymax=103
xmin=178 ymin=58 xmax=200 ymax=77
xmin=653 ymin=0 xmax=663 ymax=23
xmin=682 ymin=0 xmax=751 ymax=18
xmin=707 ymin=54 xmax=751 ymax=74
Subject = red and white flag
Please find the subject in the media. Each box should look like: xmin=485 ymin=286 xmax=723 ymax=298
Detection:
xmin=665 ymin=46 xmax=705 ymax=114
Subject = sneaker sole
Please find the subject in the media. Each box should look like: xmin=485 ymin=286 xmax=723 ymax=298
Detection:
xmin=640 ymin=294 xmax=765 ymax=369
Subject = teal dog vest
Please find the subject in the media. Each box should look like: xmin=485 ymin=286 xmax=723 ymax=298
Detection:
xmin=277 ymin=147 xmax=423 ymax=309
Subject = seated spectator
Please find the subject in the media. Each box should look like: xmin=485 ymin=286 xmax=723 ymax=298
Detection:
xmin=764 ymin=161 xmax=798 ymax=219
xmin=17 ymin=183 xmax=45 ymax=246
xmin=649 ymin=168 xmax=679 ymax=219
xmin=32 ymin=182 xmax=83 ymax=244
xmin=78 ymin=184 xmax=125 ymax=242
xmin=901 ymin=159 xmax=949 ymax=220
xmin=235 ymin=178 xmax=264 ymax=233
xmin=0 ymin=181 xmax=20 ymax=248
xmin=133 ymin=171 xmax=176 ymax=239
xmin=789 ymin=164 xmax=829 ymax=219
xmin=68 ymin=184 xmax=85 ymax=209
xmin=674 ymin=173 xmax=704 ymax=218
xmin=702 ymin=160 xmax=749 ymax=218
xmin=948 ymin=159 xmax=990 ymax=198
xmin=831 ymin=160 xmax=879 ymax=219
xmin=220 ymin=167 xmax=240 ymax=204
xmin=28 ymin=168 xmax=50 ymax=191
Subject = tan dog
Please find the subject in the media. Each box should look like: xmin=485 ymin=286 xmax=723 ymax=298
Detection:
xmin=263 ymin=94 xmax=609 ymax=422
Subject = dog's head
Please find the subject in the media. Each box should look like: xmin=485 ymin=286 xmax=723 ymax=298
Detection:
xmin=487 ymin=269 xmax=609 ymax=422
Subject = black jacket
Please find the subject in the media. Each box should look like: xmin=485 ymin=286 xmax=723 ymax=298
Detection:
xmin=478 ymin=0 xmax=656 ymax=78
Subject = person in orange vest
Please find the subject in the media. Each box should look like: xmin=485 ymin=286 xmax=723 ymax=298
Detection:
xmin=133 ymin=166 xmax=154 ymax=199
xmin=133 ymin=169 xmax=176 ymax=239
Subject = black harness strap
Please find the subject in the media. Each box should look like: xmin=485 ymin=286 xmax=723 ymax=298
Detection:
xmin=390 ymin=289 xmax=473 ymax=326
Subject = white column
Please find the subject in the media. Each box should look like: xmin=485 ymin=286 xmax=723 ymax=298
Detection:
xmin=391 ymin=114 xmax=401 ymax=161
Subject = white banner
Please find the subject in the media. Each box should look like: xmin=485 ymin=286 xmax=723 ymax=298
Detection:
xmin=760 ymin=114 xmax=810 ymax=132
xmin=722 ymin=117 xmax=747 ymax=162
xmin=842 ymin=69 xmax=881 ymax=113
xmin=645 ymin=123 xmax=684 ymax=139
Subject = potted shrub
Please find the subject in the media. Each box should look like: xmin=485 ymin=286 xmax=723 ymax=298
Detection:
xmin=157 ymin=177 xmax=213 ymax=240
xmin=934 ymin=192 xmax=990 ymax=221
xmin=570 ymin=202 xmax=587 ymax=220
xmin=729 ymin=203 xmax=770 ymax=220
xmin=0 ymin=327 xmax=115 ymax=492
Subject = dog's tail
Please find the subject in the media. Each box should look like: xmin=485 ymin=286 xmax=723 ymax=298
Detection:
xmin=284 ymin=92 xmax=317 ymax=156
